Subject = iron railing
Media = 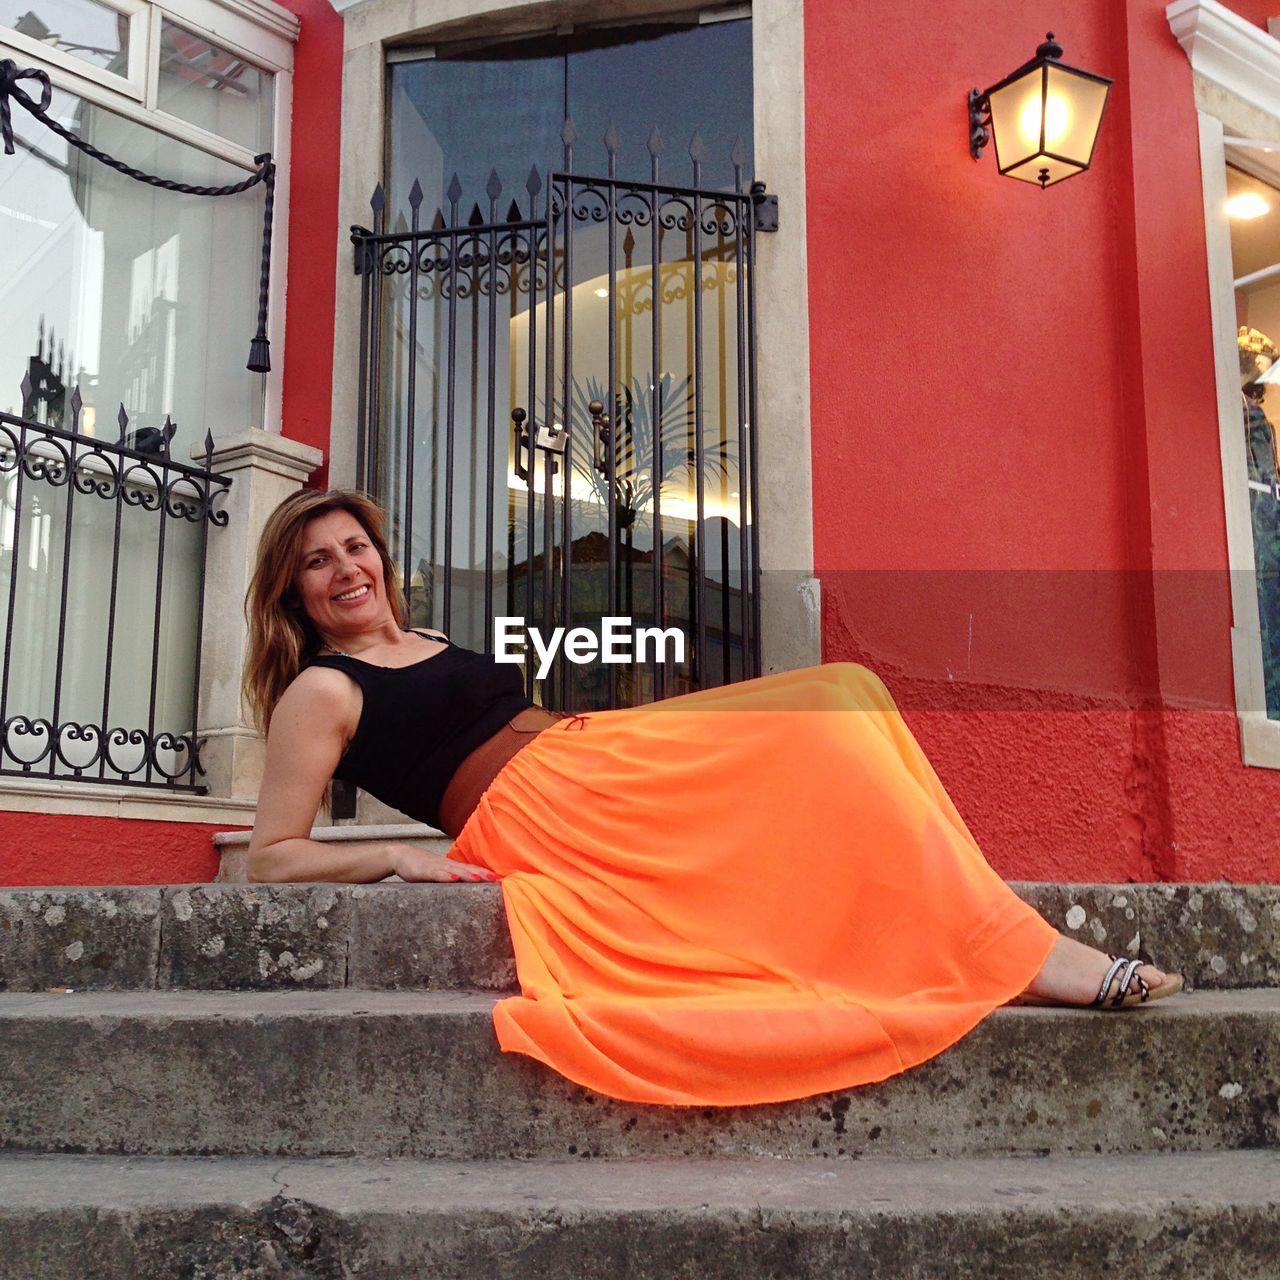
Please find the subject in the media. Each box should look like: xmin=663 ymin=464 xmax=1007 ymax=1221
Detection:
xmin=0 ymin=378 xmax=230 ymax=789
xmin=352 ymin=122 xmax=767 ymax=710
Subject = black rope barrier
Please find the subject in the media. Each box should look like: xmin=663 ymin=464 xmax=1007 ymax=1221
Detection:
xmin=0 ymin=57 xmax=276 ymax=372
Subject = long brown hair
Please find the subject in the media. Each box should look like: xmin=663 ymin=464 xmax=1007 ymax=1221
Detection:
xmin=242 ymin=489 xmax=404 ymax=735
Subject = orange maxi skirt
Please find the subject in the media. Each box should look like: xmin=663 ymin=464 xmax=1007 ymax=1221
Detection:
xmin=450 ymin=663 xmax=1058 ymax=1107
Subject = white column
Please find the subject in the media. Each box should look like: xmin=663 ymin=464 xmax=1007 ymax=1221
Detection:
xmin=193 ymin=430 xmax=325 ymax=799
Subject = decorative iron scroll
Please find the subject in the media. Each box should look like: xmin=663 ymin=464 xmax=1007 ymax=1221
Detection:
xmin=0 ymin=380 xmax=231 ymax=789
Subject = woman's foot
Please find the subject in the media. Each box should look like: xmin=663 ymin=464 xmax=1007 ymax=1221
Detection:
xmin=1017 ymin=933 xmax=1182 ymax=1008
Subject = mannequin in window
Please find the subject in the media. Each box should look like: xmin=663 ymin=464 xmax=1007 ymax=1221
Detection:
xmin=1239 ymin=325 xmax=1280 ymax=716
xmin=1240 ymin=326 xmax=1280 ymax=486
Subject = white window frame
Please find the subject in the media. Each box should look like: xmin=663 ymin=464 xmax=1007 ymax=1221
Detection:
xmin=0 ymin=0 xmax=297 ymax=431
xmin=1169 ymin=0 xmax=1280 ymax=766
xmin=0 ymin=0 xmax=151 ymax=100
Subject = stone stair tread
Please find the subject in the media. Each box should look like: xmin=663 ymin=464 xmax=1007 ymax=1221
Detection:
xmin=2 ymin=1148 xmax=1278 ymax=1213
xmin=2 ymin=985 xmax=1277 ymax=1018
xmin=2 ymin=1151 xmax=1278 ymax=1279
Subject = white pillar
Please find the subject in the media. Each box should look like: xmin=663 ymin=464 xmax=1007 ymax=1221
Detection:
xmin=193 ymin=430 xmax=324 ymax=799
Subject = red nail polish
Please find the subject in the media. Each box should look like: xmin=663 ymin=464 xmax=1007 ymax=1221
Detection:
xmin=449 ymin=873 xmax=461 ymax=881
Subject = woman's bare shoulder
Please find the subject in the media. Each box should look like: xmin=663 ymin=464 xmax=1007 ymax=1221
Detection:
xmin=277 ymin=664 xmax=360 ymax=721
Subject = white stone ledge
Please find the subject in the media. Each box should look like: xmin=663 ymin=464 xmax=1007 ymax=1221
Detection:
xmin=0 ymin=778 xmax=257 ymax=826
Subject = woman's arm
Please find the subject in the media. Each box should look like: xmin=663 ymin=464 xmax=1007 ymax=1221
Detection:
xmin=246 ymin=669 xmax=494 ymax=883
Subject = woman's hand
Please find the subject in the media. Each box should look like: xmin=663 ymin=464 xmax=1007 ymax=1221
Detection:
xmin=387 ymin=843 xmax=500 ymax=883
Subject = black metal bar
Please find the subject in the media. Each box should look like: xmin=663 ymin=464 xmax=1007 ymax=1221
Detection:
xmin=605 ymin=151 xmax=619 ymax=710
xmin=188 ymin=433 xmax=215 ymax=788
xmin=143 ymin=429 xmax=173 ymax=786
xmin=96 ymin=420 xmax=127 ymax=781
xmin=691 ymin=140 xmax=709 ymax=690
xmin=442 ymin=177 xmax=461 ymax=634
xmin=732 ymin=155 xmax=752 ymax=685
xmin=367 ymin=186 xmax=387 ymax=498
xmin=541 ymin=183 xmax=557 ymax=705
xmin=484 ymin=174 xmax=500 ymax=653
xmin=0 ymin=418 xmax=29 ymax=769
xmin=649 ymin=138 xmax=666 ymax=704
xmin=355 ymin=217 xmax=541 ymax=246
xmin=560 ymin=175 xmax=575 ymax=710
xmin=745 ymin=198 xmax=763 ymax=678
xmin=47 ymin=409 xmax=78 ymax=772
xmin=403 ymin=181 xmax=423 ymax=619
xmin=523 ymin=223 xmax=538 ymax=700
xmin=354 ymin=226 xmax=372 ymax=492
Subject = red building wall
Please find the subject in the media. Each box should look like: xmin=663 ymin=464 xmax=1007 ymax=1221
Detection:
xmin=806 ymin=0 xmax=1280 ymax=882
xmin=9 ymin=0 xmax=1280 ymax=886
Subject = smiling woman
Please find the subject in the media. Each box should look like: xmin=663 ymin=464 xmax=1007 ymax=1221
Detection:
xmin=239 ymin=488 xmax=1185 ymax=1110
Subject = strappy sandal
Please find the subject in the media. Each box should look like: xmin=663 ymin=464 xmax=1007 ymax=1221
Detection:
xmin=1012 ymin=954 xmax=1184 ymax=1009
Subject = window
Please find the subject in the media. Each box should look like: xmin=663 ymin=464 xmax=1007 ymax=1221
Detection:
xmin=0 ymin=0 xmax=295 ymax=440
xmin=0 ymin=0 xmax=294 ymax=787
xmin=1172 ymin=0 xmax=1280 ymax=765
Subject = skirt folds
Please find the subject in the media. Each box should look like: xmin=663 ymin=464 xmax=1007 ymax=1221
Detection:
xmin=450 ymin=663 xmax=1057 ymax=1106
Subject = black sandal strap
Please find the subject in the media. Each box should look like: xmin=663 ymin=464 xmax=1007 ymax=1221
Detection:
xmin=1091 ymin=956 xmax=1129 ymax=1008
xmin=1111 ymin=958 xmax=1145 ymax=1007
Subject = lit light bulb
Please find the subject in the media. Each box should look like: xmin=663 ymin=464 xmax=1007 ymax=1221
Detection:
xmin=1226 ymin=193 xmax=1271 ymax=220
xmin=594 ymin=287 xmax=609 ymax=298
xmin=1019 ymin=91 xmax=1071 ymax=147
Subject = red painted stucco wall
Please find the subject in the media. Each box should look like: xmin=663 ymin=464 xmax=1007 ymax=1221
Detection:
xmin=277 ymin=0 xmax=344 ymax=488
xmin=0 ymin=813 xmax=236 ymax=886
xmin=806 ymin=0 xmax=1280 ymax=882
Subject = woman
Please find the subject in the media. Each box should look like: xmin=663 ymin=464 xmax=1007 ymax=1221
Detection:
xmin=244 ymin=488 xmax=1182 ymax=1107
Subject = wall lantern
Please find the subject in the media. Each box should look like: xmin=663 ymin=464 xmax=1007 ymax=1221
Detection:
xmin=969 ymin=33 xmax=1112 ymax=189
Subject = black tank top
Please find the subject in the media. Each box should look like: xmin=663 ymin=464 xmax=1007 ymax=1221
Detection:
xmin=308 ymin=632 xmax=532 ymax=829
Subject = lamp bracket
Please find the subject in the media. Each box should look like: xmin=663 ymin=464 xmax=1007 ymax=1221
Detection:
xmin=969 ymin=88 xmax=992 ymax=160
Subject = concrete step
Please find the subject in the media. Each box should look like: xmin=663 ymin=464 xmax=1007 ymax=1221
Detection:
xmin=1 ymin=988 xmax=1275 ymax=1161
xmin=1 ymin=1150 xmax=1276 ymax=1279
xmin=1 ymin=880 xmax=1275 ymax=994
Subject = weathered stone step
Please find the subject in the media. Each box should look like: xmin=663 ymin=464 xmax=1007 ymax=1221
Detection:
xmin=1 ymin=989 xmax=1275 ymax=1161
xmin=1 ymin=1150 xmax=1276 ymax=1279
xmin=1 ymin=881 xmax=1274 ymax=993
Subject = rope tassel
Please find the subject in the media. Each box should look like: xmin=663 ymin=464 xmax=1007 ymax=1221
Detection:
xmin=0 ymin=58 xmax=276 ymax=375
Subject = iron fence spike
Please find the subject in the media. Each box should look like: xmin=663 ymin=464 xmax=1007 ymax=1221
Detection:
xmin=604 ymin=120 xmax=620 ymax=153
xmin=689 ymin=131 xmax=709 ymax=163
xmin=204 ymin=429 xmax=215 ymax=458
xmin=408 ymin=178 xmax=424 ymax=209
xmin=486 ymin=169 xmax=503 ymax=202
xmin=647 ymin=123 xmax=664 ymax=156
xmin=19 ymin=372 xmax=32 ymax=407
xmin=446 ymin=173 xmax=463 ymax=205
xmin=431 ymin=207 xmax=446 ymax=231
xmin=69 ymin=385 xmax=82 ymax=430
xmin=731 ymin=134 xmax=746 ymax=167
xmin=117 ymin=404 xmax=128 ymax=440
xmin=506 ymin=199 xmax=523 ymax=223
xmin=526 ymin=165 xmax=542 ymax=197
xmin=370 ymin=184 xmax=386 ymax=215
xmin=468 ymin=203 xmax=484 ymax=226
xmin=560 ymin=116 xmax=577 ymax=146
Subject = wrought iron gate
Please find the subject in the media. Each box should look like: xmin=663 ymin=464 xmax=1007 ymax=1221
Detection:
xmin=351 ymin=126 xmax=770 ymax=710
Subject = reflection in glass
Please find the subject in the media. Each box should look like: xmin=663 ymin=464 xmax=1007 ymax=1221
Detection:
xmin=158 ymin=19 xmax=274 ymax=151
xmin=380 ymin=18 xmax=753 ymax=708
xmin=1 ymin=0 xmax=128 ymax=74
xmin=0 ymin=84 xmax=266 ymax=438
